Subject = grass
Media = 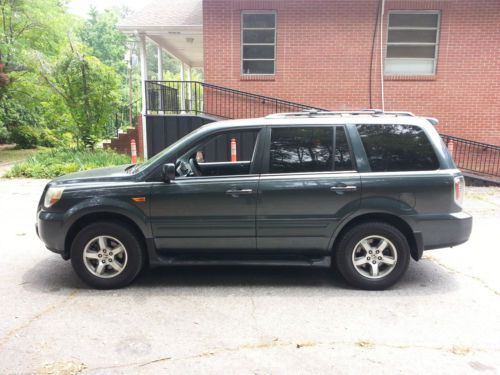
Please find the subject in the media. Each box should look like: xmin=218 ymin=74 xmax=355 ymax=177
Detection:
xmin=0 ymin=145 xmax=41 ymax=164
xmin=5 ymin=148 xmax=132 ymax=178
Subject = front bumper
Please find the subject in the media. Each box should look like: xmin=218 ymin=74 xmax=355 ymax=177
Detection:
xmin=36 ymin=210 xmax=67 ymax=257
xmin=418 ymin=211 xmax=473 ymax=250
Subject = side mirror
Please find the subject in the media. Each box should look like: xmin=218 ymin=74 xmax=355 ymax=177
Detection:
xmin=162 ymin=163 xmax=176 ymax=182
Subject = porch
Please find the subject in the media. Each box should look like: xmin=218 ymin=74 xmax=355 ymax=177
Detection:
xmin=118 ymin=0 xmax=204 ymax=159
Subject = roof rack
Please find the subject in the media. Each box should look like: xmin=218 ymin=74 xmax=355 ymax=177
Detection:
xmin=265 ymin=109 xmax=416 ymax=119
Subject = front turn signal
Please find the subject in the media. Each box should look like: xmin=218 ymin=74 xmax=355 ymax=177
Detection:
xmin=44 ymin=187 xmax=64 ymax=208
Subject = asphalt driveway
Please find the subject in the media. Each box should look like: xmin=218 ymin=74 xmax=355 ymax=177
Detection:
xmin=0 ymin=178 xmax=498 ymax=374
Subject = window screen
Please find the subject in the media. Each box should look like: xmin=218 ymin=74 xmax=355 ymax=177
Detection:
xmin=269 ymin=127 xmax=333 ymax=173
xmin=356 ymin=124 xmax=439 ymax=172
xmin=385 ymin=12 xmax=440 ymax=75
xmin=242 ymin=12 xmax=276 ymax=75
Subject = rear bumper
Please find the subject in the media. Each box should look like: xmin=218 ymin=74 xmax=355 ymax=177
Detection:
xmin=417 ymin=211 xmax=473 ymax=251
xmin=36 ymin=210 xmax=66 ymax=257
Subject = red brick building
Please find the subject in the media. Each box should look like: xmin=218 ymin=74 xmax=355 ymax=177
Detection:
xmin=119 ymin=0 xmax=500 ymax=159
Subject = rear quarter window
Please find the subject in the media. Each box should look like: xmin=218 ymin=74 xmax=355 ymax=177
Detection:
xmin=356 ymin=124 xmax=439 ymax=172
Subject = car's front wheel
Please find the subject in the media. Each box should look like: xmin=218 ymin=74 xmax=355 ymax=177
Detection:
xmin=70 ymin=221 xmax=145 ymax=289
xmin=335 ymin=222 xmax=410 ymax=290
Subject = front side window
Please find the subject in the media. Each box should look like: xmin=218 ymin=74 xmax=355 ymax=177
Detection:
xmin=356 ymin=124 xmax=439 ymax=172
xmin=269 ymin=127 xmax=333 ymax=173
xmin=178 ymin=129 xmax=260 ymax=177
xmin=199 ymin=130 xmax=258 ymax=163
xmin=385 ymin=11 xmax=440 ymax=75
xmin=241 ymin=12 xmax=276 ymax=75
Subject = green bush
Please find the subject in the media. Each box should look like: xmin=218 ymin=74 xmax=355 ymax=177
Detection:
xmin=38 ymin=128 xmax=61 ymax=148
xmin=0 ymin=125 xmax=9 ymax=144
xmin=5 ymin=148 xmax=132 ymax=178
xmin=10 ymin=125 xmax=39 ymax=149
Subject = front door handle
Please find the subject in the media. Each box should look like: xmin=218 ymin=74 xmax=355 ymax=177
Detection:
xmin=330 ymin=185 xmax=357 ymax=192
xmin=225 ymin=188 xmax=254 ymax=197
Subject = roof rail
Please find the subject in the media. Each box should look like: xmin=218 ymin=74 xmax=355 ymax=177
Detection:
xmin=265 ymin=109 xmax=416 ymax=119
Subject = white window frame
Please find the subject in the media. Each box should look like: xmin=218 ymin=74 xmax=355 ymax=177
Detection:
xmin=241 ymin=10 xmax=277 ymax=76
xmin=385 ymin=10 xmax=441 ymax=75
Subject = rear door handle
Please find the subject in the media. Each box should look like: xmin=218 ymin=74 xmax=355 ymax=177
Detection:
xmin=330 ymin=185 xmax=357 ymax=192
xmin=225 ymin=188 xmax=254 ymax=196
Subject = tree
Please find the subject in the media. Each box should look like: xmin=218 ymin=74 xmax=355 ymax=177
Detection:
xmin=41 ymin=43 xmax=121 ymax=149
xmin=0 ymin=0 xmax=70 ymax=96
xmin=78 ymin=7 xmax=128 ymax=77
xmin=0 ymin=0 xmax=76 ymax=147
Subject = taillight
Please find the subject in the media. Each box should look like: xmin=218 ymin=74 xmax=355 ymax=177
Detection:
xmin=454 ymin=176 xmax=465 ymax=207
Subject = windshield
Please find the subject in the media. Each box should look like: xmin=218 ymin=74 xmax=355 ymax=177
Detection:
xmin=132 ymin=126 xmax=207 ymax=173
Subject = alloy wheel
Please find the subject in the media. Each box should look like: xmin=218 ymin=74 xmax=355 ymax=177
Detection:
xmin=351 ymin=235 xmax=398 ymax=279
xmin=82 ymin=236 xmax=128 ymax=279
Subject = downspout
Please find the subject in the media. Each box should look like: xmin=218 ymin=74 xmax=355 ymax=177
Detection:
xmin=380 ymin=0 xmax=386 ymax=111
xmin=369 ymin=0 xmax=382 ymax=108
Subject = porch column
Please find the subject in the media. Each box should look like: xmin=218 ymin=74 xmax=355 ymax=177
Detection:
xmin=180 ymin=62 xmax=186 ymax=113
xmin=138 ymin=32 xmax=148 ymax=159
xmin=157 ymin=46 xmax=164 ymax=114
xmin=157 ymin=46 xmax=163 ymax=81
xmin=187 ymin=66 xmax=192 ymax=113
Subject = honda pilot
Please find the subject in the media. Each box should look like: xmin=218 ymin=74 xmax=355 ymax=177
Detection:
xmin=36 ymin=110 xmax=472 ymax=290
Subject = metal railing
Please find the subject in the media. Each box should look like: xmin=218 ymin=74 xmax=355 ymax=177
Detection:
xmin=441 ymin=134 xmax=500 ymax=178
xmin=144 ymin=80 xmax=499 ymax=178
xmin=145 ymin=80 xmax=324 ymax=118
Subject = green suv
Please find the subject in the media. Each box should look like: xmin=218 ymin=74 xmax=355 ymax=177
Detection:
xmin=36 ymin=111 xmax=472 ymax=290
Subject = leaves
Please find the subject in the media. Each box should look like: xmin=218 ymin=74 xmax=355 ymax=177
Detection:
xmin=46 ymin=46 xmax=121 ymax=148
xmin=78 ymin=8 xmax=127 ymax=76
xmin=1 ymin=2 xmax=129 ymax=149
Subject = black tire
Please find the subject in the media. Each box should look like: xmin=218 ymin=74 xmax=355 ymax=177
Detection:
xmin=334 ymin=222 xmax=410 ymax=290
xmin=70 ymin=221 xmax=145 ymax=289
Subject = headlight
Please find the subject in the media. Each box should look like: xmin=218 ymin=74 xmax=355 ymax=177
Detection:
xmin=44 ymin=187 xmax=64 ymax=208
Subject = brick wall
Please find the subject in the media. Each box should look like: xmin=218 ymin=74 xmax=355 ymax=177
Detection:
xmin=203 ymin=0 xmax=500 ymax=145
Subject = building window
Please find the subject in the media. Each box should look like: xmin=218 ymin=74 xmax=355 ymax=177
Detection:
xmin=385 ymin=11 xmax=440 ymax=75
xmin=241 ymin=12 xmax=276 ymax=75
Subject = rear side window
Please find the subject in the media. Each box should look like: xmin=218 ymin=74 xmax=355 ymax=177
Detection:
xmin=356 ymin=124 xmax=439 ymax=172
xmin=270 ymin=127 xmax=333 ymax=173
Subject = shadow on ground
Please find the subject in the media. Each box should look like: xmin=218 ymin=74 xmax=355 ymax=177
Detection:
xmin=21 ymin=254 xmax=459 ymax=298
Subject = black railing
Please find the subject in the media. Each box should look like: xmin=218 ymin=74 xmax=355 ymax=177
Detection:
xmin=145 ymin=80 xmax=325 ymax=118
xmin=441 ymin=134 xmax=500 ymax=178
xmin=144 ymin=80 xmax=499 ymax=178
xmin=106 ymin=98 xmax=141 ymax=138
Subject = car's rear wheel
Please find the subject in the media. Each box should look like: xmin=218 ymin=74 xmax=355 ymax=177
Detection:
xmin=335 ymin=222 xmax=410 ymax=290
xmin=70 ymin=221 xmax=145 ymax=289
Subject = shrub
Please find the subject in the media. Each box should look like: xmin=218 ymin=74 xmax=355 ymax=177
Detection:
xmin=10 ymin=125 xmax=39 ymax=149
xmin=5 ymin=148 xmax=132 ymax=178
xmin=0 ymin=125 xmax=9 ymax=143
xmin=38 ymin=128 xmax=61 ymax=148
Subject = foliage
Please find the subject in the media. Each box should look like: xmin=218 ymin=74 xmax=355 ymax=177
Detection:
xmin=79 ymin=8 xmax=128 ymax=77
xmin=0 ymin=0 xmax=72 ymax=98
xmin=9 ymin=124 xmax=39 ymax=148
xmin=1 ymin=2 xmax=130 ymax=150
xmin=41 ymin=44 xmax=121 ymax=149
xmin=0 ymin=97 xmax=41 ymax=144
xmin=5 ymin=148 xmax=131 ymax=178
xmin=0 ymin=1 xmax=189 ymax=153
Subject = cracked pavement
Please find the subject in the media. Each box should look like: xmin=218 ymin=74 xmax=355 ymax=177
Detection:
xmin=0 ymin=179 xmax=498 ymax=374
